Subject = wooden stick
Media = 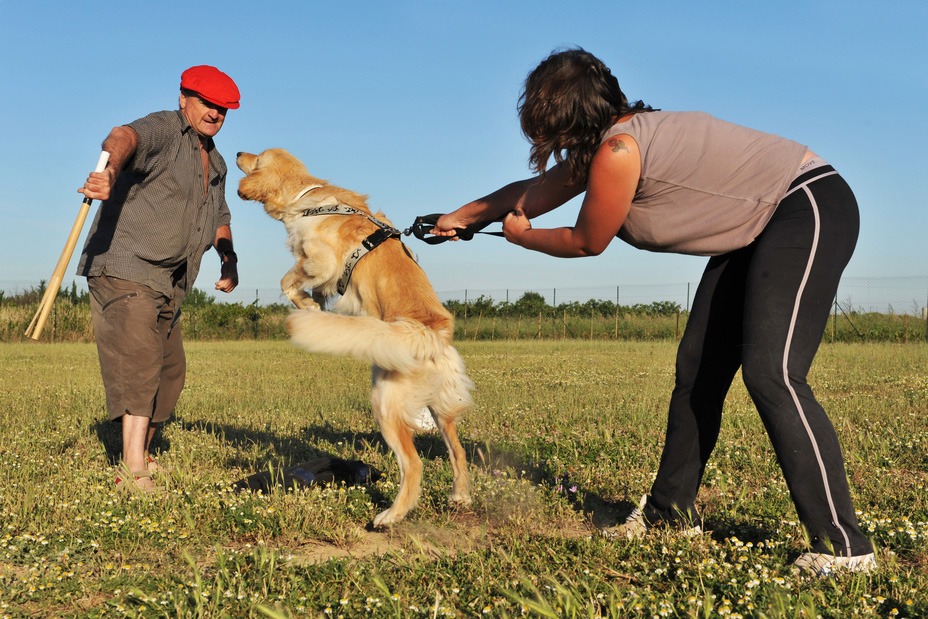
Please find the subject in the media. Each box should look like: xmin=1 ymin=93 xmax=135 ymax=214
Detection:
xmin=26 ymin=151 xmax=110 ymax=340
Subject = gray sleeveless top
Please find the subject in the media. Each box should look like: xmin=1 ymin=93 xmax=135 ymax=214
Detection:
xmin=600 ymin=111 xmax=807 ymax=255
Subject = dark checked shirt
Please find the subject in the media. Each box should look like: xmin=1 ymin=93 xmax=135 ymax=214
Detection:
xmin=78 ymin=109 xmax=232 ymax=298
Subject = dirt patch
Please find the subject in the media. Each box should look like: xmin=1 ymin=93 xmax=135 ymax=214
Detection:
xmin=284 ymin=508 xmax=598 ymax=566
xmin=286 ymin=512 xmax=497 ymax=565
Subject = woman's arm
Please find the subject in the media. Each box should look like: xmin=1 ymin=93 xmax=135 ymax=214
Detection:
xmin=503 ymin=135 xmax=639 ymax=257
xmin=433 ymin=162 xmax=584 ymax=237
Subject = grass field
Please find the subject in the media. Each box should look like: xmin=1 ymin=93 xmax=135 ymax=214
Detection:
xmin=0 ymin=340 xmax=926 ymax=618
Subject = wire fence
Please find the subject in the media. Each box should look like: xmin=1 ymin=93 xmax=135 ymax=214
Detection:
xmin=434 ymin=276 xmax=928 ymax=317
xmin=3 ymin=275 xmax=928 ymax=316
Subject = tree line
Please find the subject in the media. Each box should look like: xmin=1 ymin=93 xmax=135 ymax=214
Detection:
xmin=3 ymin=281 xmax=926 ymax=343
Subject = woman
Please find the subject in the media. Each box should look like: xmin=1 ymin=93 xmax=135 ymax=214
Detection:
xmin=435 ymin=48 xmax=874 ymax=576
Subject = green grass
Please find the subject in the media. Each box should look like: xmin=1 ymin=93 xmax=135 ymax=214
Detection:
xmin=0 ymin=340 xmax=926 ymax=617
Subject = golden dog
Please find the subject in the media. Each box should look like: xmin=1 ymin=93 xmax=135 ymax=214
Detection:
xmin=236 ymin=148 xmax=473 ymax=527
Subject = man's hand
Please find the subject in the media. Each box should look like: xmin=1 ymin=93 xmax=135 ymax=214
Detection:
xmin=77 ymin=168 xmax=117 ymax=202
xmin=215 ymin=260 xmax=238 ymax=292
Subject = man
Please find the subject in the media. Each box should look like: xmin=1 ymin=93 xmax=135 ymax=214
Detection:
xmin=77 ymin=65 xmax=241 ymax=491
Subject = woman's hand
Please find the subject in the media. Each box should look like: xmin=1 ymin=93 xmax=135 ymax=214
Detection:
xmin=431 ymin=212 xmax=471 ymax=240
xmin=502 ymin=208 xmax=532 ymax=245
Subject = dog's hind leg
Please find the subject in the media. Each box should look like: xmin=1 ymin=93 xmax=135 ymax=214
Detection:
xmin=432 ymin=410 xmax=472 ymax=508
xmin=371 ymin=374 xmax=423 ymax=528
xmin=429 ymin=348 xmax=474 ymax=508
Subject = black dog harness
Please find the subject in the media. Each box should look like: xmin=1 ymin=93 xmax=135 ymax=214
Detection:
xmin=299 ymin=203 xmax=406 ymax=295
xmin=294 ymin=180 xmax=505 ymax=293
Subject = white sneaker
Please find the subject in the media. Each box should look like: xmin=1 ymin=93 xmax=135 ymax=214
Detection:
xmin=412 ymin=407 xmax=437 ymax=431
xmin=602 ymin=495 xmax=650 ymax=539
xmin=793 ymin=552 xmax=877 ymax=577
xmin=601 ymin=494 xmax=702 ymax=540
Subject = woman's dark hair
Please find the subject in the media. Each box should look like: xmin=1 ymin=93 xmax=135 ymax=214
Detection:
xmin=518 ymin=48 xmax=653 ymax=184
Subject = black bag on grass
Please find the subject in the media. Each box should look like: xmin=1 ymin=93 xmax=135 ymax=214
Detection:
xmin=233 ymin=457 xmax=382 ymax=493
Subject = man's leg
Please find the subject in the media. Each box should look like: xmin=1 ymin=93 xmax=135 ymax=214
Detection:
xmin=122 ymin=414 xmax=152 ymax=478
xmin=148 ymin=298 xmax=186 ymax=459
xmin=88 ymin=275 xmax=169 ymax=490
xmin=145 ymin=424 xmax=159 ymax=458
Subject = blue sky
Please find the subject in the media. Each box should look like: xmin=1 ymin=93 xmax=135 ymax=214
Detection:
xmin=1 ymin=1 xmax=926 ymax=306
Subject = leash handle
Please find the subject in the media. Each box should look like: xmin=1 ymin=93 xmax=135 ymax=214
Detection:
xmin=406 ymin=213 xmax=504 ymax=244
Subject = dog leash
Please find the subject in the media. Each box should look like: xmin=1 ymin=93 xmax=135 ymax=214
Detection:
xmin=403 ymin=213 xmax=505 ymax=245
xmin=297 ymin=203 xmax=504 ymax=294
xmin=295 ymin=183 xmax=503 ymax=245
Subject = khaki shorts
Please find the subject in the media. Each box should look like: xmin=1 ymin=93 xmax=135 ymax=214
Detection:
xmin=88 ymin=275 xmax=186 ymax=423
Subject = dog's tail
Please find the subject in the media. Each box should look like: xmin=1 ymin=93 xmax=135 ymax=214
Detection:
xmin=285 ymin=310 xmax=447 ymax=373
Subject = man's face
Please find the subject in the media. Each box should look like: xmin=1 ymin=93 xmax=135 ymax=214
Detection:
xmin=179 ymin=92 xmax=227 ymax=139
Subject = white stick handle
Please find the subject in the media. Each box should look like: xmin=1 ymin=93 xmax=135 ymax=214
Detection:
xmin=94 ymin=151 xmax=110 ymax=173
xmin=25 ymin=151 xmax=111 ymax=340
xmin=79 ymin=151 xmax=110 ymax=207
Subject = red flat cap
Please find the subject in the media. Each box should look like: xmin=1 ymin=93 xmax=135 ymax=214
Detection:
xmin=180 ymin=65 xmax=240 ymax=109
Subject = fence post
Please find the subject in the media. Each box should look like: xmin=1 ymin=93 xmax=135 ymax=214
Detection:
xmin=253 ymin=289 xmax=259 ymax=339
xmin=833 ymin=296 xmax=838 ymax=342
xmin=614 ymin=286 xmax=620 ymax=338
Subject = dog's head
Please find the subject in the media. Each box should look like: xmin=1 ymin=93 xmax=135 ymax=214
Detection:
xmin=236 ymin=148 xmax=370 ymax=221
xmin=235 ymin=148 xmax=326 ymax=220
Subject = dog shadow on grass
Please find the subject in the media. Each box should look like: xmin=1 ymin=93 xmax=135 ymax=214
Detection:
xmin=91 ymin=417 xmax=621 ymax=528
xmin=175 ymin=418 xmax=635 ymax=531
xmin=93 ymin=417 xmax=769 ymax=541
xmin=92 ymin=417 xmax=766 ymax=542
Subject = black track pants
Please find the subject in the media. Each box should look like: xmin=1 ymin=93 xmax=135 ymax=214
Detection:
xmin=649 ymin=165 xmax=873 ymax=556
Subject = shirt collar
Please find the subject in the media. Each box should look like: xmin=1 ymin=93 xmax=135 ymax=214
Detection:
xmin=174 ymin=109 xmax=214 ymax=151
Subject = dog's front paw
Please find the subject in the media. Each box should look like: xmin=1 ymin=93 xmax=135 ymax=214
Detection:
xmin=284 ymin=289 xmax=321 ymax=310
xmin=295 ymin=297 xmax=321 ymax=310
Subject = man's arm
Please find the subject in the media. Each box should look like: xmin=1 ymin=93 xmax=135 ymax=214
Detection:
xmin=214 ymin=225 xmax=238 ymax=292
xmin=77 ymin=126 xmax=138 ymax=201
